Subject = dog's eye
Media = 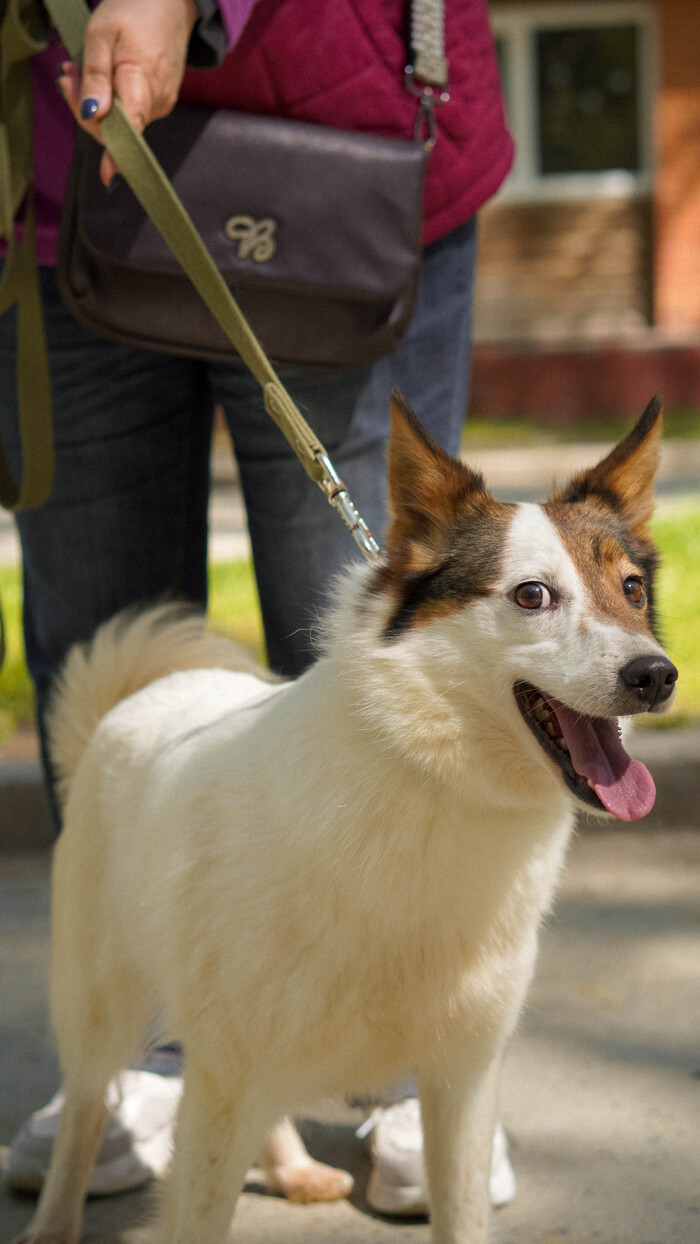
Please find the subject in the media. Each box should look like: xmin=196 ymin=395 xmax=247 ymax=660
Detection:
xmin=623 ymin=576 xmax=645 ymax=605
xmin=514 ymin=582 xmax=552 ymax=610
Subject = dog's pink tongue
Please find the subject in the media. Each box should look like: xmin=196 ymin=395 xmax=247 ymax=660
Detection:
xmin=554 ymin=704 xmax=656 ymax=821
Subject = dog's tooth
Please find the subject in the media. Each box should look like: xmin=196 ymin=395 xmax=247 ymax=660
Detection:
xmin=557 ymin=737 xmax=569 ymax=751
xmin=587 ymin=778 xmax=595 ymax=789
xmin=533 ymin=703 xmax=549 ymax=722
xmin=545 ymin=722 xmax=556 ymax=737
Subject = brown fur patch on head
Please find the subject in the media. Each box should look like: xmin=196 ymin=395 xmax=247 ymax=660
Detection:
xmin=546 ymin=397 xmax=663 ymax=635
xmin=373 ymin=390 xmax=515 ymax=638
xmin=545 ymin=497 xmax=659 ymax=635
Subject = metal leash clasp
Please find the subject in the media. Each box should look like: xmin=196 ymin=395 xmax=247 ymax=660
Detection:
xmin=314 ymin=451 xmax=381 ymax=562
xmin=404 ymin=65 xmax=450 ymax=151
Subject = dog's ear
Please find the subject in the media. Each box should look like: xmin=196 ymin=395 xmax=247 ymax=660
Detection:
xmin=550 ymin=396 xmax=663 ymax=539
xmin=386 ymin=388 xmax=487 ymax=574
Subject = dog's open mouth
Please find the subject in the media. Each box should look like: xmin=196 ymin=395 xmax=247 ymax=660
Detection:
xmin=513 ymin=682 xmax=656 ymax=821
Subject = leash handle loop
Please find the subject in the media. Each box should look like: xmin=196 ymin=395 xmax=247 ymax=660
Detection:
xmin=0 ymin=0 xmax=54 ymax=511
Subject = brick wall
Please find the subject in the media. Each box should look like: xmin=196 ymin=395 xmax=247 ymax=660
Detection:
xmin=654 ymin=0 xmax=700 ymax=329
xmin=467 ymin=0 xmax=700 ymax=417
xmin=473 ymin=197 xmax=653 ymax=344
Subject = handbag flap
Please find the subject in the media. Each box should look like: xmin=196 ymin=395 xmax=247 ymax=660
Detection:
xmin=76 ymin=106 xmax=427 ymax=300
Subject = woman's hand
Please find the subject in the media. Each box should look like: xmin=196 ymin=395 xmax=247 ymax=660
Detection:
xmin=58 ymin=0 xmax=199 ymax=186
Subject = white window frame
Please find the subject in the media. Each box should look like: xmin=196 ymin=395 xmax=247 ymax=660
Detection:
xmin=490 ymin=1 xmax=658 ymax=202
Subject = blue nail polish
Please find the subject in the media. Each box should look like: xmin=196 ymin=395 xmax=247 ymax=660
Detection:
xmin=80 ymin=97 xmax=99 ymax=120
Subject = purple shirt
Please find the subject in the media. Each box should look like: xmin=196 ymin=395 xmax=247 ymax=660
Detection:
xmin=28 ymin=0 xmax=257 ymax=264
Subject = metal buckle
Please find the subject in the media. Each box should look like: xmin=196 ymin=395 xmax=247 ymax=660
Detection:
xmin=404 ymin=64 xmax=450 ymax=151
xmin=314 ymin=451 xmax=381 ymax=562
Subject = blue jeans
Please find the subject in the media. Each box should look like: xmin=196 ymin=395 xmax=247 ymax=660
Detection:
xmin=0 ymin=217 xmax=477 ymax=820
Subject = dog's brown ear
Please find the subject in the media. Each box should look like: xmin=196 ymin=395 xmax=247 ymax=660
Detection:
xmin=386 ymin=388 xmax=487 ymax=574
xmin=550 ymin=396 xmax=663 ymax=538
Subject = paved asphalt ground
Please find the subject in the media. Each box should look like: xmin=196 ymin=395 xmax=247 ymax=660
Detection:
xmin=1 ymin=825 xmax=698 ymax=1244
xmin=0 ymin=438 xmax=698 ymax=1242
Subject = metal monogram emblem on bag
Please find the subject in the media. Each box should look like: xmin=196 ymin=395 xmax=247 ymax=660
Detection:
xmin=224 ymin=215 xmax=277 ymax=262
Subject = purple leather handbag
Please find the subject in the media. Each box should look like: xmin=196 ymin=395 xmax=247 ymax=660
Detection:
xmin=58 ymin=104 xmax=427 ymax=368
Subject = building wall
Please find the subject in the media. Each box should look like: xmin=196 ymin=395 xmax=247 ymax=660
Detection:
xmin=468 ymin=0 xmax=700 ymax=417
xmin=470 ymin=338 xmax=700 ymax=419
xmin=473 ymin=197 xmax=653 ymax=343
xmin=654 ymin=0 xmax=700 ymax=329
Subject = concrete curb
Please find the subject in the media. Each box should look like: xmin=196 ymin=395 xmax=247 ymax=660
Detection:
xmin=462 ymin=437 xmax=700 ymax=500
xmin=0 ymin=730 xmax=697 ymax=854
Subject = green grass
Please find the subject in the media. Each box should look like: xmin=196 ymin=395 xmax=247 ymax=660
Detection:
xmin=208 ymin=558 xmax=265 ymax=661
xmin=648 ymin=504 xmax=700 ymax=726
xmin=1 ymin=505 xmax=698 ymax=742
xmin=0 ymin=561 xmax=266 ymax=746
xmin=0 ymin=566 xmax=34 ymax=742
xmin=463 ymin=409 xmax=700 ymax=449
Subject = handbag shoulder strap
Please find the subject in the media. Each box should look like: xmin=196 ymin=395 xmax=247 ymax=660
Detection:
xmin=410 ymin=0 xmax=448 ymax=89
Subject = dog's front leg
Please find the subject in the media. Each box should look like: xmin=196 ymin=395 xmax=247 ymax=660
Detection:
xmin=418 ymin=1042 xmax=503 ymax=1244
xmin=11 ymin=1089 xmax=109 ymax=1244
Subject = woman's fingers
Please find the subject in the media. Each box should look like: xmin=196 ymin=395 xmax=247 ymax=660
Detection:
xmin=59 ymin=55 xmax=152 ymax=188
xmin=57 ymin=61 xmax=119 ymax=186
xmin=56 ymin=0 xmax=198 ymax=188
xmin=77 ymin=24 xmax=115 ymax=121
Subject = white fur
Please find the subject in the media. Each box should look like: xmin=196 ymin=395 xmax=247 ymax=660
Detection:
xmin=15 ymin=508 xmax=668 ymax=1243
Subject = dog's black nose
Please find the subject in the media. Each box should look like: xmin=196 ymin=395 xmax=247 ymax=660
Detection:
xmin=620 ymin=654 xmax=678 ymax=707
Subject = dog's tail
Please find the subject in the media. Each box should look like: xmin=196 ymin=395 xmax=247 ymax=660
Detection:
xmin=47 ymin=604 xmax=272 ymax=810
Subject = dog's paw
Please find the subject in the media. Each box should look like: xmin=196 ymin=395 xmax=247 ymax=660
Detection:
xmin=267 ymin=1159 xmax=354 ymax=1204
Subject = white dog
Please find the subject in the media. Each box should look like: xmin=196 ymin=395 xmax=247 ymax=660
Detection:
xmin=15 ymin=390 xmax=676 ymax=1244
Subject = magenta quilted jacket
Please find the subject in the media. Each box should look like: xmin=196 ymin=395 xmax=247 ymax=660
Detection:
xmin=182 ymin=0 xmax=514 ymax=246
xmin=27 ymin=0 xmax=512 ymax=263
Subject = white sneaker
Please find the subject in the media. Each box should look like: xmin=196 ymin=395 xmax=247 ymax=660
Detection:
xmin=489 ymin=1116 xmax=517 ymax=1207
xmin=4 ymin=1070 xmax=182 ymax=1196
xmin=364 ymin=1097 xmax=516 ymax=1216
